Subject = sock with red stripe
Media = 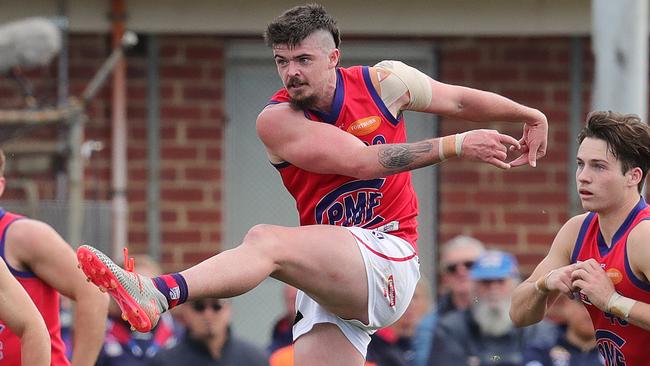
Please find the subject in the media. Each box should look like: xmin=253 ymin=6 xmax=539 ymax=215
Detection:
xmin=152 ymin=273 xmax=188 ymax=309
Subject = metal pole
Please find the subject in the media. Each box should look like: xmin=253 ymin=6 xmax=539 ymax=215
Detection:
xmin=58 ymin=0 xmax=84 ymax=247
xmin=568 ymin=37 xmax=583 ymax=216
xmin=147 ymin=34 xmax=162 ymax=262
xmin=592 ymin=0 xmax=648 ymax=120
xmin=57 ymin=0 xmax=70 ymax=208
xmin=111 ymin=0 xmax=128 ymax=259
xmin=67 ymin=105 xmax=84 ymax=247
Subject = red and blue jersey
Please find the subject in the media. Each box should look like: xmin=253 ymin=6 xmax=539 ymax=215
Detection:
xmin=0 ymin=209 xmax=69 ymax=366
xmin=97 ymin=314 xmax=177 ymax=366
xmin=572 ymin=198 xmax=650 ymax=366
xmin=267 ymin=66 xmax=419 ymax=250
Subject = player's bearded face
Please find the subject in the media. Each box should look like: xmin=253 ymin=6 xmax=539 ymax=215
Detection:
xmin=287 ymin=75 xmax=318 ymax=110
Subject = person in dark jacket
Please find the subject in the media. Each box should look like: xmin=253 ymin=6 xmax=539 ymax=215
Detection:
xmin=267 ymin=285 xmax=298 ymax=354
xmin=523 ymin=295 xmax=604 ymax=366
xmin=97 ymin=255 xmax=179 ymax=366
xmin=368 ymin=278 xmax=432 ymax=365
xmin=149 ymin=298 xmax=268 ymax=366
xmin=428 ymin=250 xmax=556 ymax=366
xmin=414 ymin=235 xmax=485 ymax=366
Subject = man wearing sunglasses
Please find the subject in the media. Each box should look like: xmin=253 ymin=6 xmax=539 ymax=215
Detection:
xmin=412 ymin=235 xmax=484 ymax=366
xmin=151 ymin=299 xmax=268 ymax=366
xmin=437 ymin=236 xmax=486 ymax=315
xmin=428 ymin=250 xmax=554 ymax=366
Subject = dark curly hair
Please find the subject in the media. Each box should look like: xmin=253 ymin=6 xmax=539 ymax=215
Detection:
xmin=578 ymin=110 xmax=650 ymax=192
xmin=264 ymin=4 xmax=340 ymax=48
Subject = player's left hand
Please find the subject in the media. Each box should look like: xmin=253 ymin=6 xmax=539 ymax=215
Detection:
xmin=571 ymin=259 xmax=615 ymax=312
xmin=508 ymin=112 xmax=548 ymax=168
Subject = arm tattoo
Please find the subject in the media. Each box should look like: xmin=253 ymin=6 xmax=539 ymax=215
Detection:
xmin=378 ymin=141 xmax=433 ymax=170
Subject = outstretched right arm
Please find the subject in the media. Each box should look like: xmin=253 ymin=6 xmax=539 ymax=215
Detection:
xmin=257 ymin=104 xmax=520 ymax=179
xmin=374 ymin=60 xmax=548 ymax=167
xmin=509 ymin=214 xmax=584 ymax=327
xmin=0 ymin=259 xmax=50 ymax=366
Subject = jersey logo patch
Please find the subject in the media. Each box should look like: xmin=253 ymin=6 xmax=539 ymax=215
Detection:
xmin=346 ymin=116 xmax=381 ymax=136
xmin=314 ymin=179 xmax=385 ymax=228
xmin=596 ymin=330 xmax=627 ymax=366
xmin=606 ymin=268 xmax=623 ymax=285
xmin=384 ymin=274 xmax=396 ymax=307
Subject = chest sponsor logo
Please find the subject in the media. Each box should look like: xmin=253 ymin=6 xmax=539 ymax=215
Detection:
xmin=596 ymin=330 xmax=626 ymax=366
xmin=314 ymin=179 xmax=385 ymax=228
xmin=607 ymin=268 xmax=623 ymax=285
xmin=346 ymin=116 xmax=381 ymax=136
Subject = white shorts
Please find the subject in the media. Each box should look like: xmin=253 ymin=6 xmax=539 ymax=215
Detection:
xmin=292 ymin=226 xmax=420 ymax=358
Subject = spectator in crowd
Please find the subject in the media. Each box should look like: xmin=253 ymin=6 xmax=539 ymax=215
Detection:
xmin=436 ymin=236 xmax=486 ymax=314
xmin=428 ymin=250 xmax=555 ymax=366
xmin=150 ymin=298 xmax=268 ymax=366
xmin=412 ymin=235 xmax=485 ymax=366
xmin=268 ymin=284 xmax=298 ymax=354
xmin=523 ymin=295 xmax=604 ymax=366
xmin=96 ymin=254 xmax=179 ymax=366
xmin=367 ymin=277 xmax=432 ymax=366
xmin=60 ymin=295 xmax=74 ymax=360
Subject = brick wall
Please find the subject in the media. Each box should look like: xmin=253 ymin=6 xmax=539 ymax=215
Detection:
xmin=437 ymin=37 xmax=593 ymax=273
xmin=439 ymin=38 xmax=592 ymax=272
xmin=0 ymin=34 xmax=592 ymax=273
xmin=124 ymin=36 xmax=225 ymax=270
xmin=1 ymin=34 xmax=225 ymax=271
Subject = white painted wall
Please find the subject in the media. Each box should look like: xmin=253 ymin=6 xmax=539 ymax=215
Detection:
xmin=0 ymin=0 xmax=594 ymax=35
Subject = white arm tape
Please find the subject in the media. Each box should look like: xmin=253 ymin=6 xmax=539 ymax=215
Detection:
xmin=534 ymin=269 xmax=554 ymax=294
xmin=439 ymin=133 xmax=467 ymax=160
xmin=374 ymin=60 xmax=433 ymax=111
xmin=455 ymin=132 xmax=467 ymax=156
xmin=607 ymin=292 xmax=637 ymax=319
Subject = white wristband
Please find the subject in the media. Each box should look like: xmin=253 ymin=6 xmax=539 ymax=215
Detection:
xmin=455 ymin=132 xmax=467 ymax=156
xmin=534 ymin=279 xmax=548 ymax=294
xmin=607 ymin=292 xmax=636 ymax=319
xmin=438 ymin=133 xmax=468 ymax=160
xmin=534 ymin=270 xmax=554 ymax=294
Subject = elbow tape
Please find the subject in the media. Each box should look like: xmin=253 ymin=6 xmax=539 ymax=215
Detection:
xmin=375 ymin=60 xmax=433 ymax=111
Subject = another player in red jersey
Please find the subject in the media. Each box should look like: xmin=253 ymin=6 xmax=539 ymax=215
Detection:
xmin=0 ymin=149 xmax=109 ymax=366
xmin=76 ymin=4 xmax=547 ymax=365
xmin=0 ymin=258 xmax=50 ymax=366
xmin=511 ymin=111 xmax=650 ymax=366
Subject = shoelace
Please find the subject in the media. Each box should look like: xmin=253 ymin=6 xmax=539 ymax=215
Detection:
xmin=123 ymin=247 xmax=144 ymax=292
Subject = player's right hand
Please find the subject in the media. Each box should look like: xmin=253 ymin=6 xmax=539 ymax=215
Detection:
xmin=460 ymin=129 xmax=520 ymax=169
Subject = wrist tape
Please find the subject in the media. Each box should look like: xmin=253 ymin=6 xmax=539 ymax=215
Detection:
xmin=534 ymin=270 xmax=554 ymax=294
xmin=439 ymin=133 xmax=466 ymax=160
xmin=607 ymin=292 xmax=636 ymax=319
